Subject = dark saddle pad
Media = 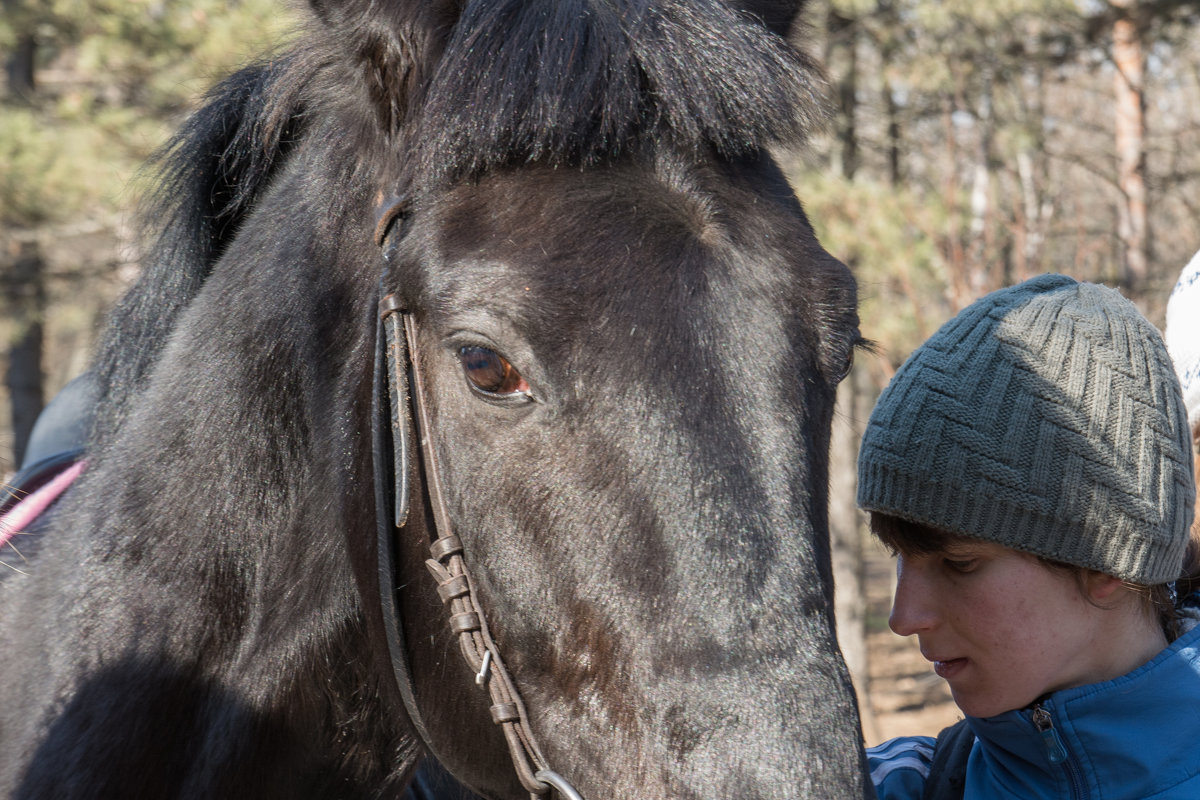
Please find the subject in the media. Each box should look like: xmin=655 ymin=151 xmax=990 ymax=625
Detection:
xmin=1 ymin=372 xmax=96 ymax=516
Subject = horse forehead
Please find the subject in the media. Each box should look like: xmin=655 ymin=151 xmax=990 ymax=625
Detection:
xmin=434 ymin=162 xmax=718 ymax=243
xmin=420 ymin=161 xmax=819 ymax=310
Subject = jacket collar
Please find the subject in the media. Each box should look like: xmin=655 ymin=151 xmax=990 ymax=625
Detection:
xmin=963 ymin=625 xmax=1200 ymax=799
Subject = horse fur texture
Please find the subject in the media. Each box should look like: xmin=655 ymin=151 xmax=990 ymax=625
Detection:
xmin=0 ymin=2 xmax=875 ymax=798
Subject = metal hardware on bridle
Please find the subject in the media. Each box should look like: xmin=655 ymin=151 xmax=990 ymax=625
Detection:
xmin=372 ymin=195 xmax=583 ymax=800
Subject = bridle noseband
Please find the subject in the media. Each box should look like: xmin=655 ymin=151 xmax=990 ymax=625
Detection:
xmin=371 ymin=198 xmax=583 ymax=800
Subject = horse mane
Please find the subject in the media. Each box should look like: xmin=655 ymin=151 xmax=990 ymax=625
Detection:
xmin=409 ymin=0 xmax=827 ymax=184
xmin=90 ymin=57 xmax=312 ymax=443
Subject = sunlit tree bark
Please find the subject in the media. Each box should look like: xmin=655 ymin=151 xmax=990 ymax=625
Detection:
xmin=1112 ymin=0 xmax=1149 ymax=291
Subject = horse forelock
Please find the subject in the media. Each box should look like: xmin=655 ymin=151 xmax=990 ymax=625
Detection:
xmin=406 ymin=0 xmax=827 ymax=186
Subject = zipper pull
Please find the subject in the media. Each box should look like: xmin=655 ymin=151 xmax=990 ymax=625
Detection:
xmin=1031 ymin=704 xmax=1069 ymax=765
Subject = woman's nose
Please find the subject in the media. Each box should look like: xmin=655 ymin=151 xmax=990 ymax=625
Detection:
xmin=888 ymin=555 xmax=937 ymax=637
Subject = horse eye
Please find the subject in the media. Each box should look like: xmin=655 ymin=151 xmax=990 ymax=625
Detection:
xmin=835 ymin=349 xmax=855 ymax=383
xmin=458 ymin=346 xmax=531 ymax=397
xmin=835 ymin=337 xmax=871 ymax=384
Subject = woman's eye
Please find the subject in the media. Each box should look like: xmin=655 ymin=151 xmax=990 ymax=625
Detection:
xmin=943 ymin=558 xmax=977 ymax=574
xmin=458 ymin=346 xmax=531 ymax=397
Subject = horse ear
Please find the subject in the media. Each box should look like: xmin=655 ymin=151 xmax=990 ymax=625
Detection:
xmin=307 ymin=0 xmax=464 ymax=134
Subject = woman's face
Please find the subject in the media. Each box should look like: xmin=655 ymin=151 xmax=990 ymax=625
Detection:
xmin=888 ymin=539 xmax=1118 ymax=718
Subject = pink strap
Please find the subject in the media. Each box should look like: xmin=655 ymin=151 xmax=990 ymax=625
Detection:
xmin=0 ymin=460 xmax=87 ymax=548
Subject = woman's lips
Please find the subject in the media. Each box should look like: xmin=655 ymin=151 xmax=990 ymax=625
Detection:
xmin=933 ymin=657 xmax=967 ymax=679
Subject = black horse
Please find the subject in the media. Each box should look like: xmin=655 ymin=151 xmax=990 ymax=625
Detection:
xmin=0 ymin=1 xmax=873 ymax=798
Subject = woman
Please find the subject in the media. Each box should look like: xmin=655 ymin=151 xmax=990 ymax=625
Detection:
xmin=858 ymin=274 xmax=1200 ymax=799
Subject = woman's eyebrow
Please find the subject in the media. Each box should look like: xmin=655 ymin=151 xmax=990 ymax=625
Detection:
xmin=939 ymin=543 xmax=987 ymax=557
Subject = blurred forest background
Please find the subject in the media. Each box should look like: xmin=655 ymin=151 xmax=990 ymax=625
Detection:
xmin=3 ymin=0 xmax=1200 ymax=741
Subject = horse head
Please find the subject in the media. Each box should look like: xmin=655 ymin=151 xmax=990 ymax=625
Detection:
xmin=325 ymin=2 xmax=872 ymax=796
xmin=0 ymin=2 xmax=873 ymax=798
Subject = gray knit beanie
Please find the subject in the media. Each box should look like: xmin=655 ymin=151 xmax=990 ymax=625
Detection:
xmin=857 ymin=273 xmax=1195 ymax=585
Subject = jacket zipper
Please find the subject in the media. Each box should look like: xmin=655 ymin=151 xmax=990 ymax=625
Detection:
xmin=1030 ymin=702 xmax=1088 ymax=799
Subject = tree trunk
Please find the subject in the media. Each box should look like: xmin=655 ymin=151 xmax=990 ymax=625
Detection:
xmin=6 ymin=35 xmax=36 ymax=102
xmin=831 ymin=365 xmax=873 ymax=738
xmin=943 ymin=73 xmax=971 ymax=312
xmin=1014 ymin=28 xmax=1049 ymax=286
xmin=5 ymin=240 xmax=46 ymax=468
xmin=883 ymin=77 xmax=901 ymax=187
xmin=876 ymin=0 xmax=902 ymax=188
xmin=968 ymin=61 xmax=995 ymax=299
xmin=3 ymin=0 xmax=36 ymax=104
xmin=825 ymin=8 xmax=859 ymax=181
xmin=1113 ymin=0 xmax=1149 ymax=293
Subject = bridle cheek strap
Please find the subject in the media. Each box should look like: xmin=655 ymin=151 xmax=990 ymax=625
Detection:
xmin=373 ymin=294 xmax=430 ymax=744
xmin=375 ymin=294 xmax=583 ymax=800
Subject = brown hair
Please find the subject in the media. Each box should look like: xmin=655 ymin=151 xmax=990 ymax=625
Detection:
xmin=870 ymin=512 xmax=1200 ymax=640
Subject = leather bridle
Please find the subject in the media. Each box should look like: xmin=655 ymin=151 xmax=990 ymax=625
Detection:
xmin=371 ymin=198 xmax=583 ymax=800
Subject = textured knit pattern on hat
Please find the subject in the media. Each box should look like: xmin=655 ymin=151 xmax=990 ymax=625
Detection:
xmin=858 ymin=273 xmax=1195 ymax=585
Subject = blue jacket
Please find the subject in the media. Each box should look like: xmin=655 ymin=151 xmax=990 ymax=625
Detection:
xmin=868 ymin=623 xmax=1200 ymax=800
